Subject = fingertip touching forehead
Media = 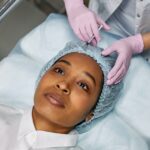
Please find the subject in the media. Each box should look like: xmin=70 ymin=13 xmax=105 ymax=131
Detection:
xmin=36 ymin=41 xmax=123 ymax=133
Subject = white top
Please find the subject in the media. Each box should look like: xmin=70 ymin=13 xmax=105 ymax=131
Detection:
xmin=0 ymin=104 xmax=80 ymax=150
xmin=89 ymin=0 xmax=150 ymax=37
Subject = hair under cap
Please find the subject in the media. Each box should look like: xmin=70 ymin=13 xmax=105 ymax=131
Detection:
xmin=36 ymin=41 xmax=123 ymax=133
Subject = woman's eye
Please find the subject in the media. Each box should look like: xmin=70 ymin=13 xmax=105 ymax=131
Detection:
xmin=78 ymin=82 xmax=89 ymax=91
xmin=54 ymin=67 xmax=64 ymax=75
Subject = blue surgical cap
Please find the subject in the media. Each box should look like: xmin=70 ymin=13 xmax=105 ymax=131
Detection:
xmin=36 ymin=41 xmax=123 ymax=133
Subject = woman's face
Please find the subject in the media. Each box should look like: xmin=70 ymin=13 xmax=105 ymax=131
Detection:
xmin=34 ymin=52 xmax=103 ymax=130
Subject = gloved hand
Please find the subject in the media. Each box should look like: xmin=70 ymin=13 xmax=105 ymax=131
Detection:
xmin=64 ymin=0 xmax=110 ymax=46
xmin=101 ymin=34 xmax=144 ymax=85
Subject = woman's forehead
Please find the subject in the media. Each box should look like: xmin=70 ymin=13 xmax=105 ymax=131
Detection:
xmin=59 ymin=52 xmax=96 ymax=64
xmin=58 ymin=52 xmax=100 ymax=69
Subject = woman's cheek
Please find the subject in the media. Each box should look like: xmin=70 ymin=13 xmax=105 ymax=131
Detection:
xmin=71 ymin=89 xmax=92 ymax=111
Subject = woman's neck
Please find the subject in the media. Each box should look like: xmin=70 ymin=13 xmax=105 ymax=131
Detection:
xmin=32 ymin=107 xmax=73 ymax=134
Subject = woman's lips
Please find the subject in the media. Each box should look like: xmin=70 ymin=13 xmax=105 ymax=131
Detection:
xmin=44 ymin=93 xmax=65 ymax=108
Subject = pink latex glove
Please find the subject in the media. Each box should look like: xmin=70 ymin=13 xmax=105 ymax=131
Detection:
xmin=101 ymin=34 xmax=144 ymax=85
xmin=64 ymin=0 xmax=110 ymax=46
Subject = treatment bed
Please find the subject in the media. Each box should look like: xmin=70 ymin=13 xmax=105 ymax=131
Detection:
xmin=0 ymin=14 xmax=150 ymax=150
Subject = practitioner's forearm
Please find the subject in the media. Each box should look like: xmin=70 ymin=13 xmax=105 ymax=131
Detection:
xmin=142 ymin=32 xmax=150 ymax=51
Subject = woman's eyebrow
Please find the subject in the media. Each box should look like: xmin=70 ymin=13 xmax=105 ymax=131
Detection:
xmin=57 ymin=59 xmax=71 ymax=66
xmin=84 ymin=72 xmax=96 ymax=86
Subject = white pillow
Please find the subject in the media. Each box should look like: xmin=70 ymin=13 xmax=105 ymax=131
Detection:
xmin=0 ymin=14 xmax=150 ymax=149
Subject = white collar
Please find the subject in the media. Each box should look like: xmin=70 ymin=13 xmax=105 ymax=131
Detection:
xmin=18 ymin=107 xmax=78 ymax=148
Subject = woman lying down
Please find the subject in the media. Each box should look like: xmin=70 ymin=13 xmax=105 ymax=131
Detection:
xmin=0 ymin=42 xmax=122 ymax=150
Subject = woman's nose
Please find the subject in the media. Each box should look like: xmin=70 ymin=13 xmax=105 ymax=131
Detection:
xmin=55 ymin=82 xmax=70 ymax=95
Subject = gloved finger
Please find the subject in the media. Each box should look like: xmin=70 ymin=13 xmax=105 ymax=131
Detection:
xmin=91 ymin=38 xmax=97 ymax=46
xmin=85 ymin=24 xmax=94 ymax=42
xmin=114 ymin=69 xmax=126 ymax=84
xmin=74 ymin=28 xmax=86 ymax=41
xmin=107 ymin=64 xmax=124 ymax=85
xmin=80 ymin=25 xmax=91 ymax=41
xmin=101 ymin=46 xmax=116 ymax=56
xmin=96 ymin=16 xmax=110 ymax=30
xmin=90 ymin=20 xmax=100 ymax=43
xmin=114 ymin=76 xmax=124 ymax=84
xmin=107 ymin=55 xmax=123 ymax=79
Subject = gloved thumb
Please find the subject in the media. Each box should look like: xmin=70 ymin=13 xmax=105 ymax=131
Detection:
xmin=101 ymin=47 xmax=114 ymax=56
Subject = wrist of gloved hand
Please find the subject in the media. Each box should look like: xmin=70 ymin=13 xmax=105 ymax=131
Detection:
xmin=130 ymin=34 xmax=144 ymax=54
